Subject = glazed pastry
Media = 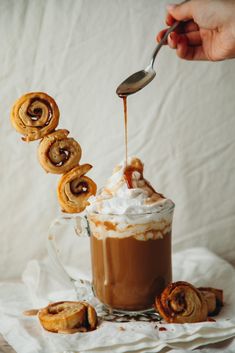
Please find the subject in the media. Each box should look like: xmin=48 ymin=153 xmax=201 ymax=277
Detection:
xmin=82 ymin=301 xmax=98 ymax=330
xmin=198 ymin=287 xmax=223 ymax=316
xmin=11 ymin=92 xmax=59 ymax=142
xmin=57 ymin=164 xmax=97 ymax=213
xmin=156 ymin=281 xmax=208 ymax=323
xmin=38 ymin=129 xmax=82 ymax=174
xmin=199 ymin=290 xmax=216 ymax=315
xmin=38 ymin=301 xmax=98 ymax=333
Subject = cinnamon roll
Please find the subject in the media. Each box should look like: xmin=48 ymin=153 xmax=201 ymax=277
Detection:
xmin=57 ymin=164 xmax=97 ymax=213
xmin=156 ymin=281 xmax=208 ymax=323
xmin=198 ymin=287 xmax=223 ymax=316
xmin=38 ymin=301 xmax=98 ymax=333
xmin=11 ymin=92 xmax=59 ymax=141
xmin=38 ymin=129 xmax=82 ymax=174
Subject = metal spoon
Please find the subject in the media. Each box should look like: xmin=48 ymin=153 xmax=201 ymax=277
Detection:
xmin=116 ymin=21 xmax=179 ymax=97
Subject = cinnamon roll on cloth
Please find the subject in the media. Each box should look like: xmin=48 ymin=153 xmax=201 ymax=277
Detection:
xmin=38 ymin=129 xmax=82 ymax=174
xmin=38 ymin=301 xmax=98 ymax=333
xmin=57 ymin=164 xmax=97 ymax=213
xmin=198 ymin=287 xmax=223 ymax=316
xmin=11 ymin=92 xmax=59 ymax=142
xmin=156 ymin=281 xmax=223 ymax=324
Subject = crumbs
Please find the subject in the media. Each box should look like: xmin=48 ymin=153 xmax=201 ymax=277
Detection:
xmin=118 ymin=326 xmax=126 ymax=331
xmin=159 ymin=327 xmax=167 ymax=331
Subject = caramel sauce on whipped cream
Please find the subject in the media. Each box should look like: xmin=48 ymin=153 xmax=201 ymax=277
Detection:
xmin=87 ymin=157 xmax=169 ymax=215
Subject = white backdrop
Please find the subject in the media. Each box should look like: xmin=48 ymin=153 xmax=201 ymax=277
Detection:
xmin=1 ymin=0 xmax=235 ymax=280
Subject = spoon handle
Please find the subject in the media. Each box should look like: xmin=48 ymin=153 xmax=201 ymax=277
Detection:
xmin=150 ymin=21 xmax=179 ymax=68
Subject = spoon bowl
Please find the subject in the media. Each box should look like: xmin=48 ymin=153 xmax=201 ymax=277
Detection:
xmin=116 ymin=21 xmax=179 ymax=97
xmin=116 ymin=66 xmax=156 ymax=97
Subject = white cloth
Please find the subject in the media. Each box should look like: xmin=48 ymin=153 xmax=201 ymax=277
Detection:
xmin=0 ymin=247 xmax=235 ymax=353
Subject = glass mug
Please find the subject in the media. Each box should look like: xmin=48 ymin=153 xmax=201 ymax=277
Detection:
xmin=48 ymin=204 xmax=174 ymax=314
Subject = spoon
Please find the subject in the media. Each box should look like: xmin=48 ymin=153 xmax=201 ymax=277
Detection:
xmin=116 ymin=21 xmax=179 ymax=97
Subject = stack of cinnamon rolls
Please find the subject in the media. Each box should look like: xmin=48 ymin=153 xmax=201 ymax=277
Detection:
xmin=11 ymin=92 xmax=96 ymax=213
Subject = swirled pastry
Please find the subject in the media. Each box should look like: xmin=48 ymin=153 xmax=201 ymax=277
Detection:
xmin=198 ymin=287 xmax=223 ymax=316
xmin=156 ymin=281 xmax=208 ymax=323
xmin=38 ymin=129 xmax=82 ymax=174
xmin=57 ymin=164 xmax=97 ymax=213
xmin=11 ymin=92 xmax=59 ymax=141
xmin=38 ymin=301 xmax=98 ymax=333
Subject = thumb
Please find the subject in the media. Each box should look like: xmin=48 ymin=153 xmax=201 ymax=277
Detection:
xmin=167 ymin=1 xmax=193 ymax=21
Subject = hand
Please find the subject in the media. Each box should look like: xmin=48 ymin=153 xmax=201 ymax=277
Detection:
xmin=157 ymin=0 xmax=235 ymax=61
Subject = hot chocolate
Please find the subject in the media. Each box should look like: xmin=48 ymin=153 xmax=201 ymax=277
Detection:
xmin=90 ymin=216 xmax=172 ymax=311
xmin=87 ymin=158 xmax=174 ymax=311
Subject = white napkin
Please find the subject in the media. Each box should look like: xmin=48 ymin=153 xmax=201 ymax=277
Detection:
xmin=0 ymin=247 xmax=235 ymax=353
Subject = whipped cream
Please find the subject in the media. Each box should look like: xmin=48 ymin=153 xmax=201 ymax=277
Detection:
xmin=87 ymin=157 xmax=174 ymax=215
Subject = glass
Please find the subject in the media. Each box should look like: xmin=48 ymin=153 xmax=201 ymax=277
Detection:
xmin=47 ymin=204 xmax=174 ymax=315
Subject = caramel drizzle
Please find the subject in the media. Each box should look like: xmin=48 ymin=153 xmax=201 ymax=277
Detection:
xmin=123 ymin=165 xmax=139 ymax=189
xmin=159 ymin=327 xmax=167 ymax=331
xmin=207 ymin=318 xmax=216 ymax=322
xmin=123 ymin=165 xmax=160 ymax=195
xmin=123 ymin=159 xmax=144 ymax=190
xmin=123 ymin=96 xmax=128 ymax=166
xmin=122 ymin=96 xmax=136 ymax=189
xmin=122 ymin=97 xmax=144 ymax=190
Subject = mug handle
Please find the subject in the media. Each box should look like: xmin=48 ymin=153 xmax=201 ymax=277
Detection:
xmin=47 ymin=215 xmax=93 ymax=301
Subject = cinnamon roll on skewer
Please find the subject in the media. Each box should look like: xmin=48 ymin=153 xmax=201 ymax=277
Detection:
xmin=11 ymin=92 xmax=59 ymax=142
xmin=57 ymin=164 xmax=97 ymax=213
xmin=11 ymin=92 xmax=97 ymax=213
xmin=38 ymin=129 xmax=82 ymax=174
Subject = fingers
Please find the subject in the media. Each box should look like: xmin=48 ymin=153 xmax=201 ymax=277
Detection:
xmin=183 ymin=20 xmax=199 ymax=33
xmin=166 ymin=13 xmax=176 ymax=27
xmin=157 ymin=29 xmax=201 ymax=48
xmin=168 ymin=31 xmax=202 ymax=48
xmin=175 ymin=36 xmax=207 ymax=61
xmin=158 ymin=30 xmax=206 ymax=60
xmin=168 ymin=32 xmax=206 ymax=60
xmin=156 ymin=1 xmax=207 ymax=60
xmin=157 ymin=29 xmax=169 ymax=44
xmin=157 ymin=19 xmax=199 ymax=44
xmin=165 ymin=13 xmax=199 ymax=30
xmin=167 ymin=2 xmax=193 ymax=22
